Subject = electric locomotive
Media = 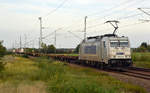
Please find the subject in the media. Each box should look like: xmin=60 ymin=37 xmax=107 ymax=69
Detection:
xmin=79 ymin=34 xmax=132 ymax=67
xmin=79 ymin=20 xmax=132 ymax=67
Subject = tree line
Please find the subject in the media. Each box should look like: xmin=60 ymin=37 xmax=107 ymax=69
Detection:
xmin=132 ymin=42 xmax=150 ymax=52
xmin=0 ymin=41 xmax=6 ymax=72
xmin=24 ymin=43 xmax=80 ymax=54
xmin=0 ymin=42 xmax=6 ymax=57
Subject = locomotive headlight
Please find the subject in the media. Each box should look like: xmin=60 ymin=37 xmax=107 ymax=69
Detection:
xmin=110 ymin=49 xmax=116 ymax=55
xmin=110 ymin=55 xmax=116 ymax=58
xmin=125 ymin=55 xmax=131 ymax=58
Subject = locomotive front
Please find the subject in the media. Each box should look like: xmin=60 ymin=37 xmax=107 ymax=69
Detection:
xmin=108 ymin=37 xmax=132 ymax=67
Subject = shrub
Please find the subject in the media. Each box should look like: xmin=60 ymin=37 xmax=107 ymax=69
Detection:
xmin=22 ymin=54 xmax=28 ymax=58
xmin=0 ymin=61 xmax=5 ymax=73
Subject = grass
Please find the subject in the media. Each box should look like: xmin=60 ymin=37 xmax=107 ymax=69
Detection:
xmin=54 ymin=54 xmax=79 ymax=57
xmin=0 ymin=55 xmax=147 ymax=93
xmin=132 ymin=52 xmax=150 ymax=62
xmin=66 ymin=54 xmax=78 ymax=56
xmin=132 ymin=52 xmax=150 ymax=68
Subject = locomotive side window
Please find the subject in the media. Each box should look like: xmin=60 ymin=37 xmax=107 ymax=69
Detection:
xmin=84 ymin=45 xmax=96 ymax=54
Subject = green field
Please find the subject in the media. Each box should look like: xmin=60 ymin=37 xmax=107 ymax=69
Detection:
xmin=132 ymin=52 xmax=150 ymax=68
xmin=0 ymin=55 xmax=146 ymax=93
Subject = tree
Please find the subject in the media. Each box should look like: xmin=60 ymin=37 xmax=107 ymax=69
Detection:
xmin=47 ymin=45 xmax=56 ymax=53
xmin=0 ymin=42 xmax=6 ymax=57
xmin=41 ymin=43 xmax=48 ymax=53
xmin=147 ymin=45 xmax=150 ymax=52
xmin=140 ymin=42 xmax=148 ymax=48
xmin=25 ymin=48 xmax=35 ymax=53
xmin=138 ymin=47 xmax=147 ymax=52
xmin=133 ymin=42 xmax=150 ymax=52
xmin=0 ymin=41 xmax=6 ymax=72
xmin=74 ymin=44 xmax=80 ymax=53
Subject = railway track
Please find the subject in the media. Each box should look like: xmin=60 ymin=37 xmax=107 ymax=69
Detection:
xmin=127 ymin=67 xmax=150 ymax=72
xmin=23 ymin=53 xmax=150 ymax=80
xmin=107 ymin=68 xmax=150 ymax=80
xmin=120 ymin=70 xmax=150 ymax=80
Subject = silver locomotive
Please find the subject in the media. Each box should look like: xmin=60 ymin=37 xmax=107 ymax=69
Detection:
xmin=79 ymin=34 xmax=132 ymax=67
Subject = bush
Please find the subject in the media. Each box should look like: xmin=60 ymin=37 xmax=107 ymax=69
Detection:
xmin=0 ymin=61 xmax=5 ymax=73
xmin=0 ymin=42 xmax=6 ymax=73
xmin=22 ymin=54 xmax=28 ymax=58
xmin=0 ymin=42 xmax=6 ymax=57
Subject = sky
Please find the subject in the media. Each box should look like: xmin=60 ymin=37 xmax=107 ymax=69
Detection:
xmin=0 ymin=0 xmax=150 ymax=49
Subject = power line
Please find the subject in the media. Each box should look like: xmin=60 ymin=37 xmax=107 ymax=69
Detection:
xmin=87 ymin=0 xmax=132 ymax=17
xmin=120 ymin=21 xmax=149 ymax=29
xmin=23 ymin=37 xmax=39 ymax=48
xmin=87 ymin=21 xmax=148 ymax=35
xmin=24 ymin=34 xmax=27 ymax=48
xmin=47 ymin=0 xmax=133 ymax=33
xmin=44 ymin=0 xmax=69 ymax=17
xmin=20 ymin=35 xmax=22 ymax=49
xmin=86 ymin=23 xmax=104 ymax=29
xmin=67 ymin=13 xmax=141 ymax=33
xmin=43 ymin=0 xmax=130 ymax=35
xmin=42 ymin=0 xmax=147 ymax=34
xmin=86 ymin=0 xmax=146 ymax=24
xmin=56 ymin=5 xmax=139 ymax=33
xmin=54 ymin=30 xmax=56 ymax=47
xmin=34 ymin=0 xmax=148 ymax=49
xmin=42 ymin=28 xmax=62 ymax=39
xmin=84 ymin=12 xmax=143 ymax=30
xmin=42 ymin=31 xmax=55 ymax=40
xmin=47 ymin=11 xmax=144 ymax=43
xmin=67 ymin=31 xmax=82 ymax=40
xmin=138 ymin=8 xmax=150 ymax=16
xmin=118 ymin=13 xmax=143 ymax=20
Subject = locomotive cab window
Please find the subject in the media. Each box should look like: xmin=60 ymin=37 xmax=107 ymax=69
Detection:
xmin=120 ymin=41 xmax=129 ymax=47
xmin=110 ymin=41 xmax=129 ymax=47
xmin=110 ymin=41 xmax=119 ymax=47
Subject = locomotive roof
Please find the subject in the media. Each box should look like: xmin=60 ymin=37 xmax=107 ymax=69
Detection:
xmin=87 ymin=34 xmax=117 ymax=40
xmin=83 ymin=34 xmax=127 ymax=43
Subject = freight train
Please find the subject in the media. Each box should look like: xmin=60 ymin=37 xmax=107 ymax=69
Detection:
xmin=79 ymin=34 xmax=132 ymax=67
xmin=18 ymin=34 xmax=132 ymax=68
xmin=18 ymin=21 xmax=132 ymax=68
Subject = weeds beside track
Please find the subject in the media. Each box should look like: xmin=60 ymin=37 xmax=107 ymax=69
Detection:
xmin=23 ymin=53 xmax=150 ymax=81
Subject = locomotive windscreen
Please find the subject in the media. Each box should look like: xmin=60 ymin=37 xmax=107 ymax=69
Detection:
xmin=110 ymin=41 xmax=129 ymax=47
